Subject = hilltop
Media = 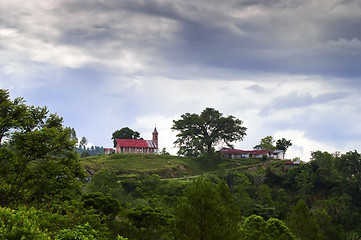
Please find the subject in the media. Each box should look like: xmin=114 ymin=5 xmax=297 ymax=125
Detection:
xmin=80 ymin=153 xmax=269 ymax=179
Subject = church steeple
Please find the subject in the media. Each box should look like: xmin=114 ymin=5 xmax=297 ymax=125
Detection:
xmin=152 ymin=127 xmax=158 ymax=148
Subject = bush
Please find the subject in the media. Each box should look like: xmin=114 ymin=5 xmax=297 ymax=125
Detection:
xmin=0 ymin=207 xmax=50 ymax=240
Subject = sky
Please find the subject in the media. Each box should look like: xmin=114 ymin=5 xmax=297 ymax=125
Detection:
xmin=1 ymin=0 xmax=361 ymax=161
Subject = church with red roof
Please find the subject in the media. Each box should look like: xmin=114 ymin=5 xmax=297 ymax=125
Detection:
xmin=113 ymin=127 xmax=159 ymax=154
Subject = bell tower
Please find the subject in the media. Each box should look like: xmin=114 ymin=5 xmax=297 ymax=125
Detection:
xmin=152 ymin=127 xmax=158 ymax=148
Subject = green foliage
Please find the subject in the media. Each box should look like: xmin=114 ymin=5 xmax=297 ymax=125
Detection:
xmin=175 ymin=178 xmax=240 ymax=240
xmin=55 ymin=223 xmax=100 ymax=240
xmin=239 ymin=214 xmax=295 ymax=240
xmin=312 ymin=209 xmax=345 ymax=240
xmin=172 ymin=107 xmax=247 ymax=156
xmin=76 ymin=145 xmax=105 ymax=157
xmin=87 ymin=170 xmax=125 ymax=199
xmin=112 ymin=127 xmax=142 ymax=147
xmin=276 ymin=138 xmax=292 ymax=153
xmin=0 ymin=207 xmax=50 ymax=239
xmin=0 ymin=89 xmax=84 ymax=205
xmin=82 ymin=192 xmax=122 ymax=219
xmin=79 ymin=136 xmax=88 ymax=149
xmin=288 ymin=199 xmax=320 ymax=240
xmin=254 ymin=136 xmax=276 ymax=150
xmin=127 ymin=206 xmax=175 ymax=239
xmin=274 ymin=189 xmax=292 ymax=220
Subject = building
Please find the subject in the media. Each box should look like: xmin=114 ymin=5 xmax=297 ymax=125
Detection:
xmin=112 ymin=127 xmax=159 ymax=154
xmin=104 ymin=148 xmax=115 ymax=154
xmin=221 ymin=148 xmax=284 ymax=160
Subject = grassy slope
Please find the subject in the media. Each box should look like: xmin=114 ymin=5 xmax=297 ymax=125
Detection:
xmin=80 ymin=153 xmax=268 ymax=179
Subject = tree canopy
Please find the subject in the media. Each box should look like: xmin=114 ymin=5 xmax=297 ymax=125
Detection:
xmin=254 ymin=136 xmax=276 ymax=150
xmin=254 ymin=136 xmax=292 ymax=155
xmin=172 ymin=108 xmax=247 ymax=156
xmin=111 ymin=127 xmax=142 ymax=147
xmin=0 ymin=89 xmax=84 ymax=205
xmin=276 ymin=138 xmax=292 ymax=153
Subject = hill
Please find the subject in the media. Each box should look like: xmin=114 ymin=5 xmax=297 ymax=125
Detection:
xmin=80 ymin=153 xmax=267 ymax=179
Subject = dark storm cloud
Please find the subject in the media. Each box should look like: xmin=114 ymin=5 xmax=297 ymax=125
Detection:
xmin=35 ymin=0 xmax=359 ymax=79
xmin=260 ymin=91 xmax=348 ymax=116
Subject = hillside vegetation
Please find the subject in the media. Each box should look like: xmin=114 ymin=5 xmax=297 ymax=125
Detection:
xmin=80 ymin=153 xmax=267 ymax=179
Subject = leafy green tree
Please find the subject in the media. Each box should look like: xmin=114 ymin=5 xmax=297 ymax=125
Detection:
xmin=172 ymin=108 xmax=247 ymax=156
xmin=310 ymin=151 xmax=339 ymax=190
xmin=0 ymin=89 xmax=84 ymax=205
xmin=0 ymin=207 xmax=50 ymax=239
xmin=276 ymin=138 xmax=292 ymax=155
xmin=174 ymin=178 xmax=240 ymax=240
xmin=275 ymin=189 xmax=292 ymax=220
xmin=82 ymin=192 xmax=121 ymax=220
xmin=288 ymin=199 xmax=320 ymax=240
xmin=254 ymin=136 xmax=276 ymax=150
xmin=0 ymin=89 xmax=28 ymax=143
xmin=127 ymin=206 xmax=174 ymax=240
xmin=160 ymin=147 xmax=170 ymax=155
xmin=87 ymin=170 xmax=124 ymax=200
xmin=55 ymin=223 xmax=101 ymax=240
xmin=112 ymin=127 xmax=142 ymax=147
xmin=296 ymin=168 xmax=315 ymax=199
xmin=336 ymin=150 xmax=361 ymax=192
xmin=239 ymin=214 xmax=295 ymax=240
xmin=79 ymin=136 xmax=88 ymax=149
xmin=312 ymin=209 xmax=345 ymax=240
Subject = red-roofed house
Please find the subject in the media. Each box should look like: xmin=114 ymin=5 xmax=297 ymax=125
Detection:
xmin=114 ymin=127 xmax=159 ymax=154
xmin=221 ymin=148 xmax=284 ymax=160
xmin=104 ymin=148 xmax=115 ymax=154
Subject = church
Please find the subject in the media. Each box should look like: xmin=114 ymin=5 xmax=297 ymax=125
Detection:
xmin=112 ymin=127 xmax=159 ymax=154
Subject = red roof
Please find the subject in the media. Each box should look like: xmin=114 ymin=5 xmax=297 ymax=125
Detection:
xmin=221 ymin=148 xmax=250 ymax=154
xmin=115 ymin=139 xmax=157 ymax=148
xmin=220 ymin=148 xmax=274 ymax=155
xmin=284 ymin=161 xmax=294 ymax=164
xmin=250 ymin=150 xmax=274 ymax=155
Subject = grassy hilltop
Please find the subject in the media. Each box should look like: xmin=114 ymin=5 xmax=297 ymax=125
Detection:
xmin=80 ymin=153 xmax=267 ymax=179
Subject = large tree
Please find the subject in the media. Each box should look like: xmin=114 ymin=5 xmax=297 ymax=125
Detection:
xmin=172 ymin=108 xmax=247 ymax=156
xmin=111 ymin=127 xmax=142 ymax=147
xmin=276 ymin=138 xmax=292 ymax=154
xmin=254 ymin=136 xmax=276 ymax=150
xmin=0 ymin=89 xmax=84 ymax=205
xmin=175 ymin=178 xmax=240 ymax=240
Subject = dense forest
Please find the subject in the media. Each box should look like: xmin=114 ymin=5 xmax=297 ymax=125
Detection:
xmin=1 ymin=88 xmax=361 ymax=239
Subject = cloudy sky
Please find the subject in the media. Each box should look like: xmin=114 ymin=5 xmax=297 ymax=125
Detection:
xmin=1 ymin=0 xmax=361 ymax=160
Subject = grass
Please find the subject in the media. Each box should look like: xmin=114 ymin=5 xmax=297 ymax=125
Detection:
xmin=80 ymin=153 xmax=266 ymax=179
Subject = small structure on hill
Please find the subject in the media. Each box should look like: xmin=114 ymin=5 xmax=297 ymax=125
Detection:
xmin=221 ymin=148 xmax=284 ymax=160
xmin=104 ymin=148 xmax=115 ymax=154
xmin=283 ymin=159 xmax=301 ymax=171
xmin=107 ymin=127 xmax=159 ymax=154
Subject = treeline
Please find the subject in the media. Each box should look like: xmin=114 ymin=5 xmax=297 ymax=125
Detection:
xmin=78 ymin=149 xmax=361 ymax=239
xmin=76 ymin=145 xmax=105 ymax=157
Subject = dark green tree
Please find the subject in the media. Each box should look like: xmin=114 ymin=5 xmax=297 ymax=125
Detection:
xmin=276 ymin=138 xmax=292 ymax=156
xmin=336 ymin=150 xmax=361 ymax=192
xmin=288 ymin=199 xmax=320 ymax=240
xmin=0 ymin=89 xmax=84 ymax=205
xmin=174 ymin=178 xmax=240 ymax=240
xmin=127 ymin=206 xmax=174 ymax=240
xmin=111 ymin=127 xmax=142 ymax=147
xmin=82 ymin=192 xmax=121 ymax=220
xmin=172 ymin=108 xmax=247 ymax=156
xmin=79 ymin=136 xmax=88 ymax=149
